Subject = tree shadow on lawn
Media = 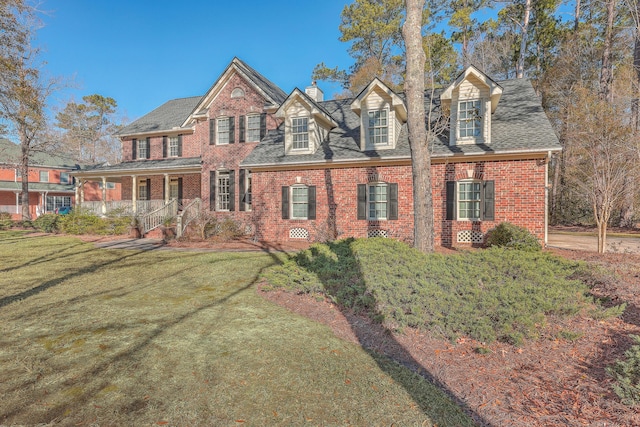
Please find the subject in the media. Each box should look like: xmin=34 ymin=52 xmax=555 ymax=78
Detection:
xmin=293 ymin=239 xmax=490 ymax=427
xmin=1 ymin=248 xmax=281 ymax=424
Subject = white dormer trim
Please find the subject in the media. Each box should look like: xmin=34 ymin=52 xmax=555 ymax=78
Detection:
xmin=440 ymin=65 xmax=503 ymax=113
xmin=350 ymin=78 xmax=406 ymax=151
xmin=276 ymin=89 xmax=338 ymax=156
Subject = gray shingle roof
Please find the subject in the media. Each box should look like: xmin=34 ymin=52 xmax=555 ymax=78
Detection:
xmin=233 ymin=58 xmax=287 ymax=105
xmin=0 ymin=181 xmax=75 ymax=192
xmin=116 ymin=96 xmax=203 ymax=136
xmin=0 ymin=138 xmax=80 ymax=169
xmin=76 ymin=157 xmax=202 ymax=174
xmin=241 ymin=78 xmax=560 ymax=168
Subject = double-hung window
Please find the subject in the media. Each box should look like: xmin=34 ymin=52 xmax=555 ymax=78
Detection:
xmin=357 ymin=182 xmax=398 ymax=220
xmin=291 ymin=187 xmax=309 ymax=220
xmin=457 ymin=181 xmax=481 ymax=220
xmin=217 ymin=171 xmax=230 ymax=210
xmin=291 ymin=117 xmax=309 ymax=150
xmin=39 ymin=171 xmax=49 ymax=182
xmin=246 ymin=115 xmax=261 ymax=142
xmin=169 ymin=136 xmax=179 ymax=157
xmin=368 ymin=183 xmax=388 ymax=220
xmin=137 ymin=138 xmax=148 ymax=159
xmin=60 ymin=172 xmax=70 ymax=184
xmin=368 ymin=109 xmax=388 ymax=145
xmin=138 ymin=180 xmax=149 ymax=201
xmin=458 ymin=100 xmax=482 ymax=138
xmin=217 ymin=118 xmax=230 ymax=145
xmin=445 ymin=180 xmax=494 ymax=221
xmin=281 ymin=185 xmax=316 ymax=220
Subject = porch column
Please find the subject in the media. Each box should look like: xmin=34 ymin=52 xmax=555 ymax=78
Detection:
xmin=75 ymin=184 xmax=80 ymax=208
xmin=132 ymin=175 xmax=137 ymax=214
xmin=80 ymin=181 xmax=85 ymax=203
xmin=164 ymin=173 xmax=170 ymax=203
xmin=14 ymin=192 xmax=19 ymax=214
xmin=101 ymin=176 xmax=107 ymax=215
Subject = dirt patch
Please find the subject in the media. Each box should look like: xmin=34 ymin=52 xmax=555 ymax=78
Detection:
xmin=259 ymin=247 xmax=640 ymax=426
xmin=551 ymin=224 xmax=640 ymax=235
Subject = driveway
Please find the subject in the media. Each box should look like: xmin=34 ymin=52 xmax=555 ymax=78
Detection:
xmin=548 ymin=232 xmax=640 ymax=254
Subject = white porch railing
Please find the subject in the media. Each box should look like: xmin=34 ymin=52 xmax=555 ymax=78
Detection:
xmin=139 ymin=199 xmax=178 ymax=235
xmin=80 ymin=200 xmax=165 ymax=217
xmin=176 ymin=198 xmax=201 ymax=238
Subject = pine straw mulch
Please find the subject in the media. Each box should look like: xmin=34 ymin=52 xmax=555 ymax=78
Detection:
xmin=259 ymin=247 xmax=640 ymax=427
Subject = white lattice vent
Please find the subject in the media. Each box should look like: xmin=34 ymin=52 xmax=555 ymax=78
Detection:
xmin=368 ymin=229 xmax=388 ymax=238
xmin=457 ymin=230 xmax=484 ymax=244
xmin=289 ymin=227 xmax=309 ymax=239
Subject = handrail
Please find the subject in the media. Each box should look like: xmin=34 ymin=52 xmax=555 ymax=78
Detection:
xmin=139 ymin=199 xmax=178 ymax=235
xmin=176 ymin=198 xmax=201 ymax=238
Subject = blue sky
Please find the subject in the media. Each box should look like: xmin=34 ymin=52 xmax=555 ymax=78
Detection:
xmin=36 ymin=0 xmax=354 ymax=123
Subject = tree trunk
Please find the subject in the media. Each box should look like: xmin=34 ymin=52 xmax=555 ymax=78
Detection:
xmin=516 ymin=0 xmax=531 ymax=79
xmin=574 ymin=0 xmax=581 ymax=32
xmin=20 ymin=128 xmax=31 ymax=221
xmin=599 ymin=0 xmax=616 ymax=102
xmin=403 ymin=0 xmax=434 ymax=253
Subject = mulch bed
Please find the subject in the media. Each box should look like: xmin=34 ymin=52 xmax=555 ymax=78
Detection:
xmin=259 ymin=248 xmax=640 ymax=426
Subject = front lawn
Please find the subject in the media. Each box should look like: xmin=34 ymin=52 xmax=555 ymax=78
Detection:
xmin=0 ymin=232 xmax=472 ymax=426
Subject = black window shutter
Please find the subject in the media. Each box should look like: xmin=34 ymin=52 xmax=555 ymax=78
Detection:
xmin=209 ymin=171 xmax=216 ymax=210
xmin=239 ymin=169 xmax=246 ymax=211
xmin=146 ymin=179 xmax=151 ymax=200
xmin=357 ymin=184 xmax=367 ymax=220
xmin=239 ymin=115 xmax=245 ymax=143
xmin=229 ymin=170 xmax=235 ymax=211
xmin=260 ymin=113 xmax=267 ymax=139
xmin=132 ymin=139 xmax=137 ymax=159
xmin=209 ymin=119 xmax=215 ymax=145
xmin=483 ymin=180 xmax=495 ymax=221
xmin=446 ymin=181 xmax=456 ymax=220
xmin=388 ymin=183 xmax=398 ymax=220
xmin=308 ymin=186 xmax=316 ymax=220
xmin=228 ymin=117 xmax=235 ymax=144
xmin=282 ymin=186 xmax=289 ymax=219
xmin=146 ymin=139 xmax=151 ymax=159
xmin=178 ymin=134 xmax=183 ymax=157
xmin=162 ymin=136 xmax=167 ymax=158
xmin=177 ymin=177 xmax=183 ymax=203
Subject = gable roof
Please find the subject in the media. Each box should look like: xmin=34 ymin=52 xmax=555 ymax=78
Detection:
xmin=441 ymin=65 xmax=503 ymax=113
xmin=275 ymin=88 xmax=338 ymax=129
xmin=241 ymin=78 xmax=560 ymax=169
xmin=116 ymin=96 xmax=203 ymax=137
xmin=350 ymin=77 xmax=407 ymax=122
xmin=0 ymin=138 xmax=80 ymax=169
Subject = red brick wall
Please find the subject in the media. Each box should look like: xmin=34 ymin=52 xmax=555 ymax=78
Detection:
xmin=82 ymin=181 xmax=122 ymax=202
xmin=252 ymin=158 xmax=547 ymax=246
xmin=0 ymin=166 xmax=73 ymax=184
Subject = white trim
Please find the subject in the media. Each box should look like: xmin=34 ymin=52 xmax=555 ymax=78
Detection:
xmin=367 ymin=182 xmax=388 ymax=220
xmin=290 ymin=185 xmax=309 ymax=220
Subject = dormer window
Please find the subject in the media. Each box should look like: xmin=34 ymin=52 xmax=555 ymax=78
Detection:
xmin=368 ymin=109 xmax=389 ymax=145
xmin=291 ymin=117 xmax=309 ymax=150
xmin=458 ymin=100 xmax=482 ymax=139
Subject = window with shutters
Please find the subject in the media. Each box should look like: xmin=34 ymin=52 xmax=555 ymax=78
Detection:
xmin=457 ymin=180 xmax=481 ymax=220
xmin=217 ymin=171 xmax=230 ymax=210
xmin=368 ymin=183 xmax=387 ymax=220
xmin=138 ymin=180 xmax=149 ymax=201
xmin=357 ymin=182 xmax=398 ymax=221
xmin=368 ymin=109 xmax=389 ymax=145
xmin=137 ymin=139 xmax=148 ymax=159
xmin=217 ymin=117 xmax=230 ymax=145
xmin=246 ymin=114 xmax=261 ymax=142
xmin=169 ymin=179 xmax=179 ymax=200
xmin=169 ymin=136 xmax=179 ymax=157
xmin=291 ymin=117 xmax=309 ymax=150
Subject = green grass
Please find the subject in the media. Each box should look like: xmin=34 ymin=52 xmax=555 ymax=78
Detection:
xmin=262 ymin=238 xmax=622 ymax=345
xmin=0 ymin=231 xmax=473 ymax=426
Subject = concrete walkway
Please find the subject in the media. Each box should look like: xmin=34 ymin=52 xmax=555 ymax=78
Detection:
xmin=547 ymin=233 xmax=640 ymax=254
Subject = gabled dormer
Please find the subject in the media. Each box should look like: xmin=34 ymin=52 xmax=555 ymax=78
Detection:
xmin=440 ymin=65 xmax=503 ymax=146
xmin=275 ymin=87 xmax=338 ymax=155
xmin=350 ymin=78 xmax=407 ymax=151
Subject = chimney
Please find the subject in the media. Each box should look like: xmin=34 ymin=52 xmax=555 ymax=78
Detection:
xmin=305 ymin=81 xmax=324 ymax=102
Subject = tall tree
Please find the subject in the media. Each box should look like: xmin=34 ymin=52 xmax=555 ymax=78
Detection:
xmin=599 ymin=0 xmax=617 ymax=101
xmin=448 ymin=0 xmax=486 ymax=66
xmin=55 ymin=94 xmax=122 ymax=164
xmin=403 ymin=0 xmax=434 ymax=252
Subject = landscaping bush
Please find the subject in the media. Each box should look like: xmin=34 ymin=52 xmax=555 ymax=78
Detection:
xmin=186 ymin=211 xmax=246 ymax=241
xmin=485 ymin=222 xmax=542 ymax=251
xmin=57 ymin=209 xmax=131 ymax=235
xmin=0 ymin=212 xmax=12 ymax=230
xmin=33 ymin=213 xmax=59 ymax=233
xmin=607 ymin=335 xmax=640 ymax=406
xmin=262 ymin=238 xmax=620 ymax=345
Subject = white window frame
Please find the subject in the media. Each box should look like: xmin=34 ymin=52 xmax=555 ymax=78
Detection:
xmin=138 ymin=180 xmax=148 ymax=201
xmin=246 ymin=114 xmax=261 ymax=142
xmin=39 ymin=170 xmax=49 ymax=183
xmin=458 ymin=100 xmax=482 ymax=139
xmin=46 ymin=196 xmax=71 ymax=213
xmin=60 ymin=172 xmax=70 ymax=184
xmin=217 ymin=117 xmax=230 ymax=145
xmin=137 ymin=138 xmax=148 ymax=159
xmin=169 ymin=178 xmax=179 ymax=200
xmin=291 ymin=186 xmax=309 ymax=220
xmin=291 ymin=117 xmax=309 ymax=150
xmin=217 ymin=171 xmax=230 ymax=211
xmin=168 ymin=136 xmax=179 ymax=157
xmin=368 ymin=183 xmax=388 ymax=220
xmin=457 ymin=180 xmax=482 ymax=221
xmin=368 ymin=109 xmax=389 ymax=146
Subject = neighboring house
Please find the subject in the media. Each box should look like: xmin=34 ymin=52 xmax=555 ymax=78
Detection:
xmin=0 ymin=138 xmax=121 ymax=219
xmin=74 ymin=58 xmax=561 ymax=246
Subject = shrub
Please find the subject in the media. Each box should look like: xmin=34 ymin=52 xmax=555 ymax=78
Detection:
xmin=57 ymin=209 xmax=131 ymax=235
xmin=0 ymin=212 xmax=12 ymax=230
xmin=262 ymin=238 xmax=620 ymax=345
xmin=485 ymin=222 xmax=542 ymax=251
xmin=185 ymin=211 xmax=246 ymax=241
xmin=607 ymin=335 xmax=640 ymax=406
xmin=33 ymin=213 xmax=59 ymax=233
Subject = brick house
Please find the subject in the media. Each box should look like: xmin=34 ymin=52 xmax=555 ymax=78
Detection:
xmin=75 ymin=58 xmax=560 ymax=246
xmin=0 ymin=138 xmax=121 ymax=219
